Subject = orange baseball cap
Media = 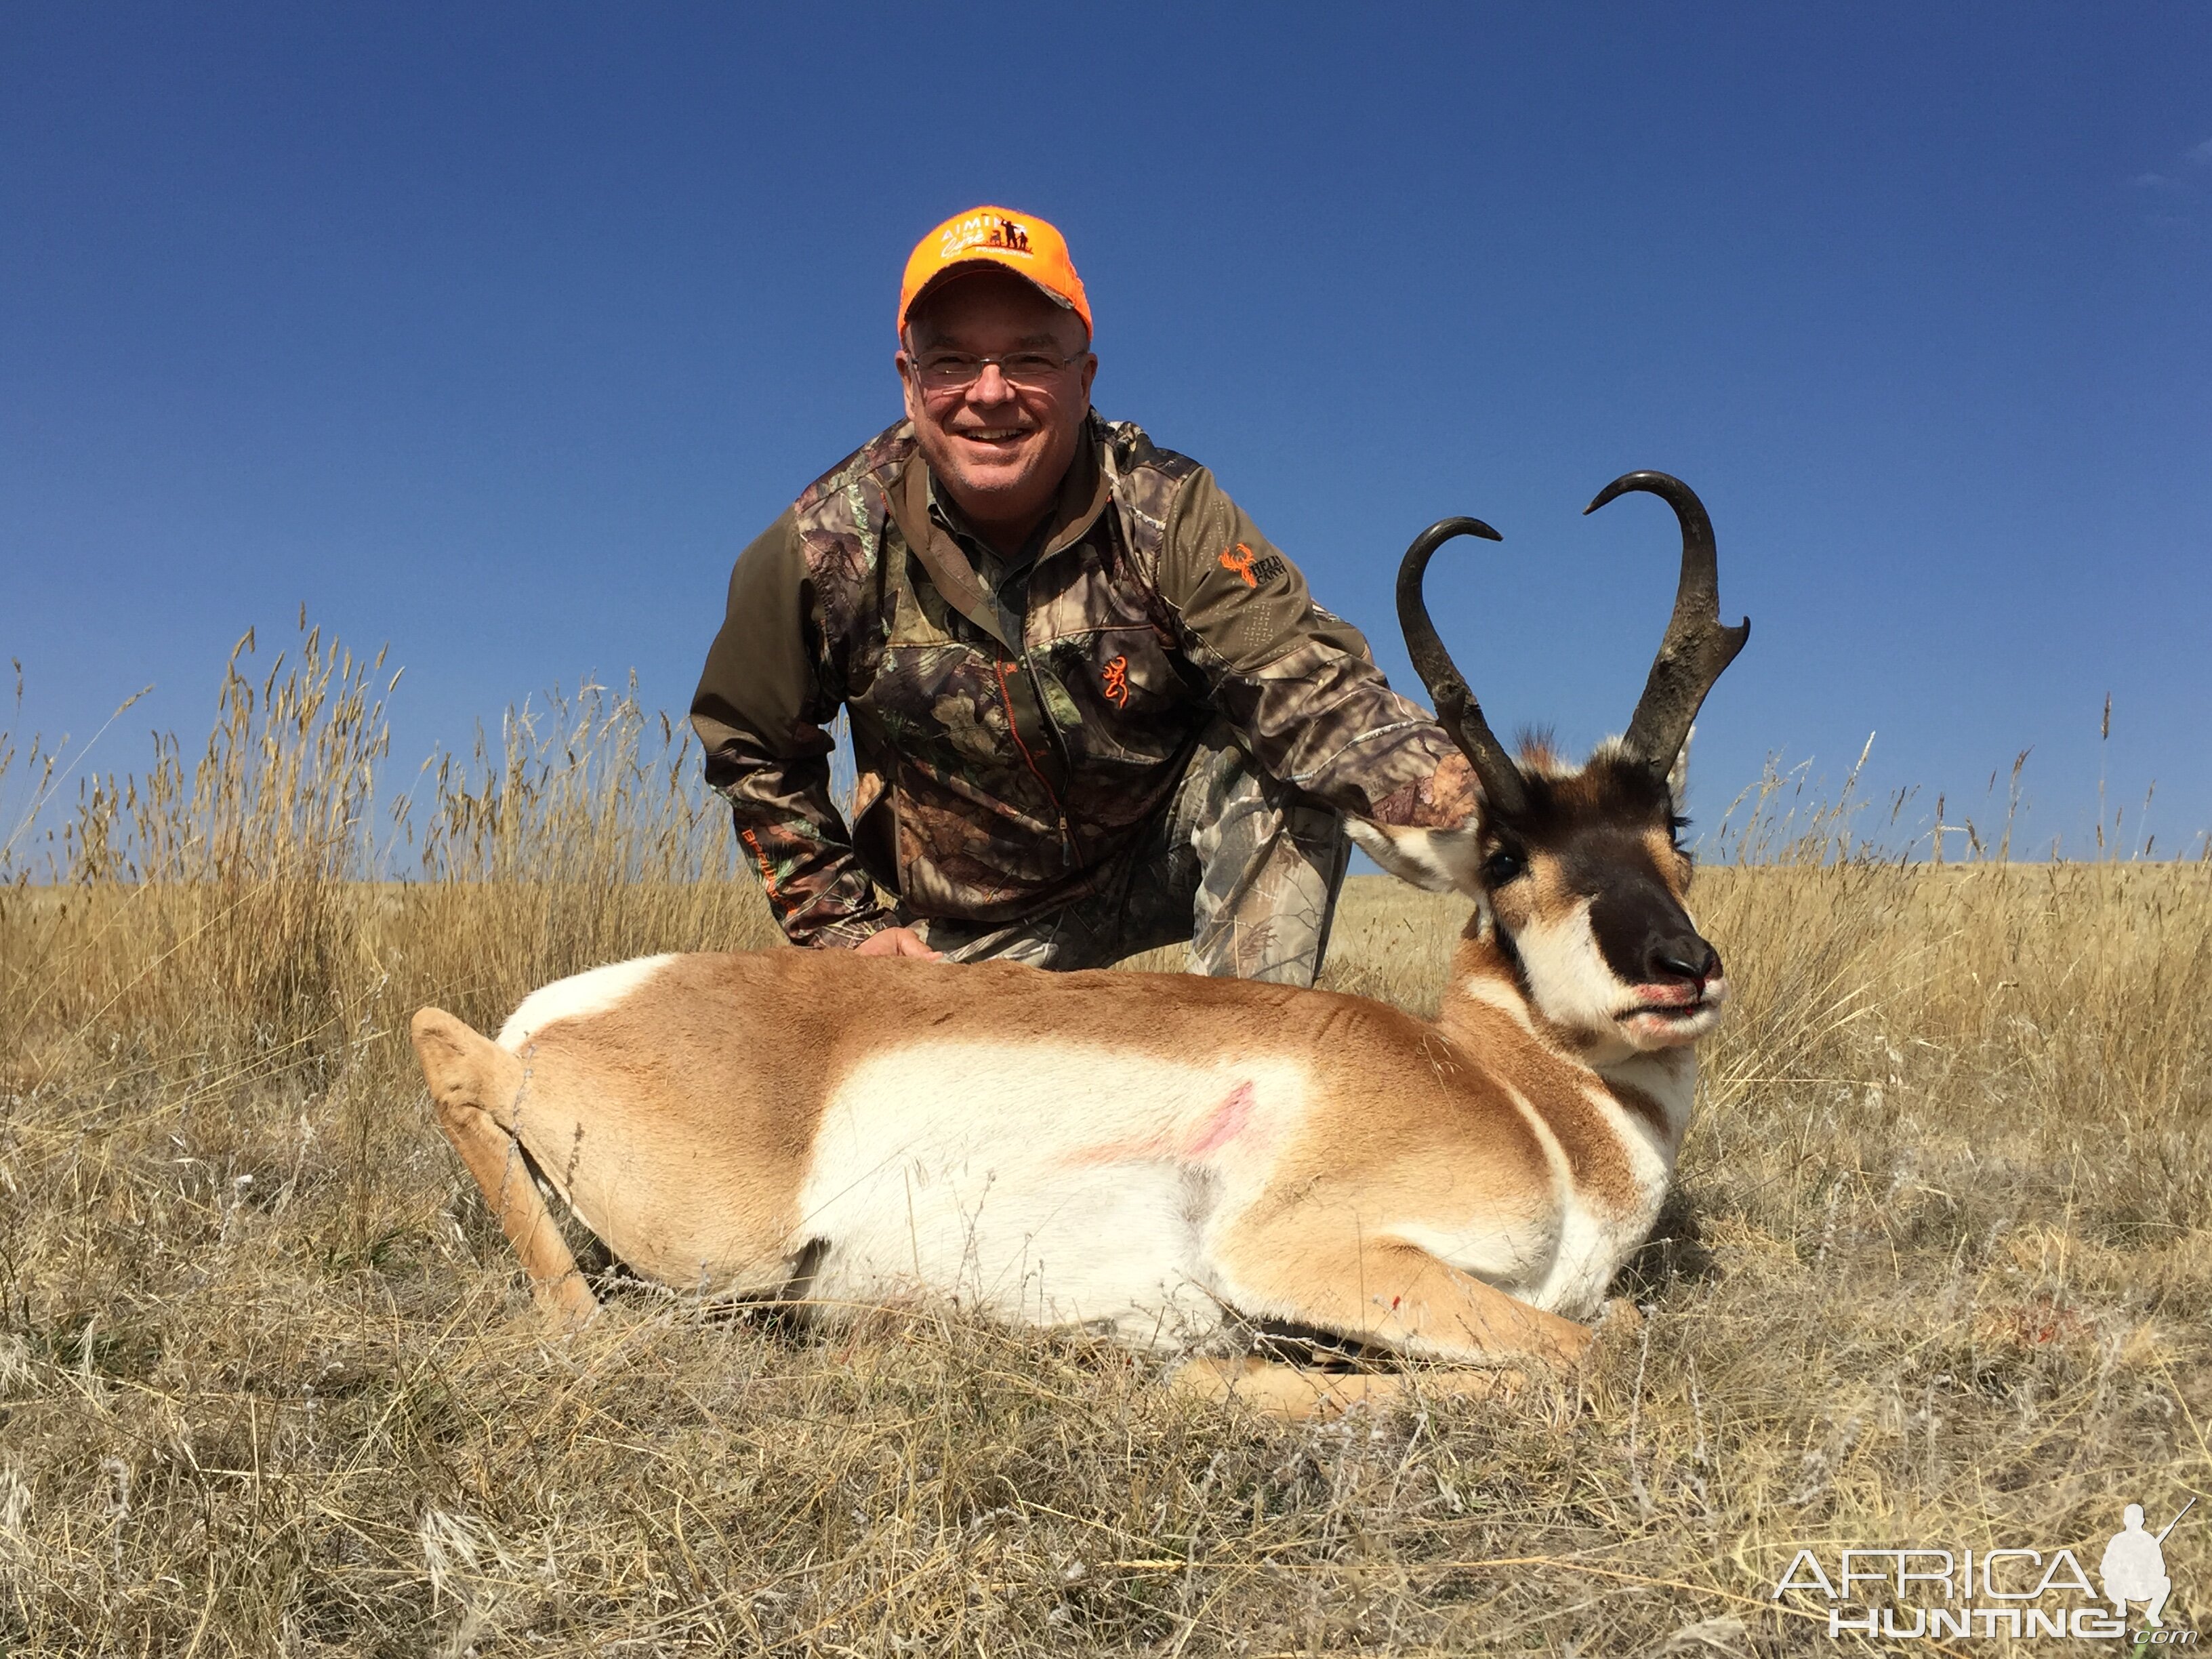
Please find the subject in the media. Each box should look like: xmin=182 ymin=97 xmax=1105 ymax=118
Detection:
xmin=899 ymin=205 xmax=1092 ymax=339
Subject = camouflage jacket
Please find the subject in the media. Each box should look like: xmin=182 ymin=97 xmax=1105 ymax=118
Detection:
xmin=690 ymin=415 xmax=1464 ymax=947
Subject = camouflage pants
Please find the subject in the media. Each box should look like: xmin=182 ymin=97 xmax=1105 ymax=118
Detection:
xmin=911 ymin=720 xmax=1352 ymax=985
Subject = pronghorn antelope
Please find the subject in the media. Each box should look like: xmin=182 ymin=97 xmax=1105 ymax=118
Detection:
xmin=411 ymin=472 xmax=1748 ymax=1414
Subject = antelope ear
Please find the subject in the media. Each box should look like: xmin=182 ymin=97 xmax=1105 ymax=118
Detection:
xmin=1665 ymin=724 xmax=1694 ymax=817
xmin=1347 ymin=819 xmax=1483 ymax=897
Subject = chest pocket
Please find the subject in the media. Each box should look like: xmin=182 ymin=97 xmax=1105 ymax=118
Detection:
xmin=1027 ymin=543 xmax=1203 ymax=766
xmin=844 ymin=553 xmax=1001 ymax=764
xmin=882 ymin=558 xmax=987 ymax=651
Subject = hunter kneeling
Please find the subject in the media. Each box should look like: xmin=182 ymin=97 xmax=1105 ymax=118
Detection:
xmin=689 ymin=205 xmax=1474 ymax=981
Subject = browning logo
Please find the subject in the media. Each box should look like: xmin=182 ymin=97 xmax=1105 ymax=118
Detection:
xmin=1218 ymin=543 xmax=1288 ymax=589
xmin=1100 ymin=655 xmax=1130 ymax=708
xmin=940 ymin=213 xmax=1031 ymax=259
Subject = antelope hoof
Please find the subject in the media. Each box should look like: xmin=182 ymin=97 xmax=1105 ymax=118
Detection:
xmin=1590 ymin=1296 xmax=1645 ymax=1360
xmin=533 ymin=1272 xmax=600 ymax=1332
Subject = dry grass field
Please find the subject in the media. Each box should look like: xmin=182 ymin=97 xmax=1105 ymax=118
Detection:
xmin=2 ymin=627 xmax=2207 ymax=1655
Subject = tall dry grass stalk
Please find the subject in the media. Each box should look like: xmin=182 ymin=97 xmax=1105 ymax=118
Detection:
xmin=1 ymin=619 xmax=2205 ymax=1654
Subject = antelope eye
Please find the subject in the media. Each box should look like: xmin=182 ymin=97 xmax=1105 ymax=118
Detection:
xmin=1482 ymin=847 xmax=1526 ymax=886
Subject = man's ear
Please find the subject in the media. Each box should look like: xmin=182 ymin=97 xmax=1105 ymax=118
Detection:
xmin=1346 ymin=819 xmax=1483 ymax=897
xmin=895 ymin=348 xmax=925 ymax=427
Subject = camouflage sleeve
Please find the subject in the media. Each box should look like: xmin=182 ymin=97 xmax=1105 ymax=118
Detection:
xmin=1157 ymin=470 xmax=1475 ymax=830
xmin=689 ymin=508 xmax=896 ymax=947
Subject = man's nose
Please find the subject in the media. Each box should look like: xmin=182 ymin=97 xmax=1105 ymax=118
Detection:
xmin=967 ymin=361 xmax=1017 ymax=403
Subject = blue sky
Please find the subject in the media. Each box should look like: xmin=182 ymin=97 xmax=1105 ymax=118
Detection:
xmin=5 ymin=5 xmax=2208 ymax=861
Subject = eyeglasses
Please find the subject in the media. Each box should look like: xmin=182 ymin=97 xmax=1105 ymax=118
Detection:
xmin=905 ymin=350 xmax=1086 ymax=394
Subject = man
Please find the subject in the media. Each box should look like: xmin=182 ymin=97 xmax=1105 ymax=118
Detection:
xmin=691 ymin=205 xmax=1473 ymax=983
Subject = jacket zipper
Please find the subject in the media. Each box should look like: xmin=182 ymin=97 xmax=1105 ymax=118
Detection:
xmin=995 ymin=656 xmax=1073 ymax=865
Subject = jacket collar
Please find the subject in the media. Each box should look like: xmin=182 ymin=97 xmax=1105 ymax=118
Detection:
xmin=886 ymin=417 xmax=1112 ymax=652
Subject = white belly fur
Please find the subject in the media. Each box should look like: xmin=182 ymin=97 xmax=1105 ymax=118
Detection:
xmin=796 ymin=1043 xmax=1306 ymax=1347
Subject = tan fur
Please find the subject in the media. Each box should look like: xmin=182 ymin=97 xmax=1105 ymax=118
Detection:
xmin=430 ymin=954 xmax=1564 ymax=1290
xmin=415 ymin=763 xmax=1727 ymax=1413
xmin=1643 ymin=825 xmax=1691 ymax=888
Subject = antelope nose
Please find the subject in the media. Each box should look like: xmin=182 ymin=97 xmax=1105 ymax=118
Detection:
xmin=1647 ymin=937 xmax=1719 ymax=987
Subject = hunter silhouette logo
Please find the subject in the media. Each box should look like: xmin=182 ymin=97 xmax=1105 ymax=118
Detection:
xmin=2104 ymin=1499 xmax=2189 ymax=1628
xmin=1218 ymin=543 xmax=1287 ymax=589
xmin=939 ymin=213 xmax=1030 ymax=259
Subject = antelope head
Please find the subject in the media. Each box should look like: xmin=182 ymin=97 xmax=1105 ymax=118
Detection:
xmin=1352 ymin=472 xmax=1750 ymax=1055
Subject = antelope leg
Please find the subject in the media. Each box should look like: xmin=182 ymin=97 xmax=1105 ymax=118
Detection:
xmin=434 ymin=1097 xmax=598 ymax=1328
xmin=415 ymin=1010 xmax=598 ymax=1328
xmin=1217 ymin=1234 xmax=1593 ymax=1369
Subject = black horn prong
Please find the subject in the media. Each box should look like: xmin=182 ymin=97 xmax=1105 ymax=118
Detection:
xmin=1586 ymin=472 xmax=1749 ymax=778
xmin=1582 ymin=474 xmax=1647 ymax=518
xmin=1396 ymin=516 xmax=1529 ymax=819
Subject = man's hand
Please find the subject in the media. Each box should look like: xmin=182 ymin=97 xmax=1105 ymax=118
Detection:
xmin=1373 ymin=751 xmax=1480 ymax=830
xmin=1422 ymin=751 xmax=1479 ymax=827
xmin=855 ymin=925 xmax=945 ymax=960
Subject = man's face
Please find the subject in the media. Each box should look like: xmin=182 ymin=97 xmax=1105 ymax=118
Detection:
xmin=897 ymin=270 xmax=1097 ymax=542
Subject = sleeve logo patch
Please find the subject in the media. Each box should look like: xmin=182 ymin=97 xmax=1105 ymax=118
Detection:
xmin=1101 ymin=654 xmax=1131 ymax=708
xmin=1218 ymin=542 xmax=1287 ymax=588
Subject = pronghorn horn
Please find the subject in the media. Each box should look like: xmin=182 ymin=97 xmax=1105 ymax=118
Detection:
xmin=1586 ymin=472 xmax=1750 ymax=779
xmin=1396 ymin=516 xmax=1530 ymax=820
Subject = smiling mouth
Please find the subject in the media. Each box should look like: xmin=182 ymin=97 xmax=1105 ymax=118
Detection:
xmin=952 ymin=426 xmax=1031 ymax=445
